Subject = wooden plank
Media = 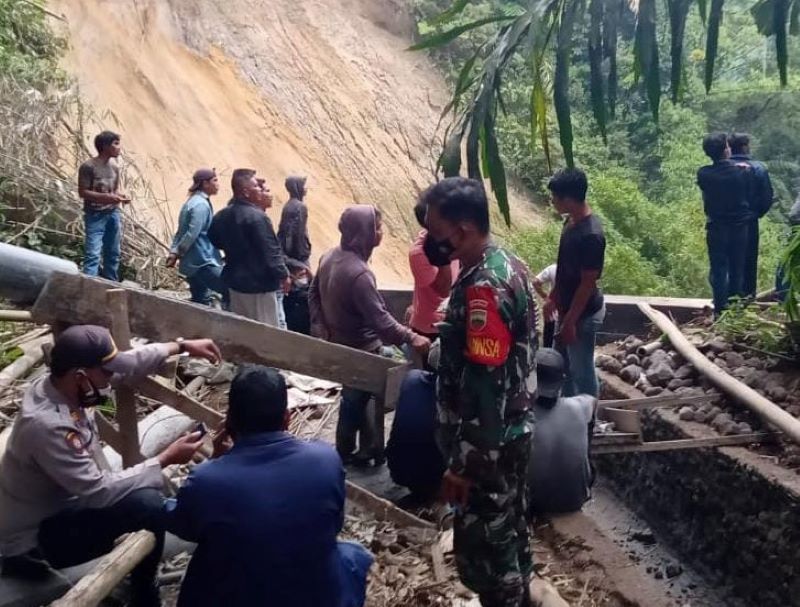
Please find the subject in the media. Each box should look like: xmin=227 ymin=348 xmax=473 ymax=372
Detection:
xmin=105 ymin=289 xmax=142 ymax=467
xmin=592 ymin=432 xmax=641 ymax=446
xmin=135 ymin=376 xmax=223 ymax=428
xmin=593 ymin=433 xmax=774 ymax=454
xmin=600 ymin=394 xmax=713 ymax=410
xmin=95 ymin=414 xmax=124 ymax=457
xmin=32 ymin=273 xmax=398 ymax=394
xmin=49 ymin=531 xmax=156 ymax=607
xmin=345 ymin=480 xmax=436 ymax=531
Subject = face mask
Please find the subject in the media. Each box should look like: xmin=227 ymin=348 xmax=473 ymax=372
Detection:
xmin=423 ymin=233 xmax=455 ymax=267
xmin=77 ymin=371 xmax=115 ymax=409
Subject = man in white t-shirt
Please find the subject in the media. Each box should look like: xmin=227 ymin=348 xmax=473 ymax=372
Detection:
xmin=533 ymin=264 xmax=557 ymax=347
xmin=529 ymin=348 xmax=595 ymax=515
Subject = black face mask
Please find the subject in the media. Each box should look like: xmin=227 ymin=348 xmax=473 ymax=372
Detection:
xmin=423 ymin=233 xmax=455 ymax=267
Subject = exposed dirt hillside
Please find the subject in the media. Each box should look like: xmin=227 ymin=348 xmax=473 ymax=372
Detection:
xmin=51 ymin=0 xmax=539 ymax=283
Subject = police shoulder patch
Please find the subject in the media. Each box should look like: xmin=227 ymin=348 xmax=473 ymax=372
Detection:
xmin=65 ymin=431 xmax=87 ymax=455
xmin=465 ymin=285 xmax=511 ymax=366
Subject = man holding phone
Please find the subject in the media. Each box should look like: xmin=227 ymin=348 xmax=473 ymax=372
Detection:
xmin=0 ymin=325 xmax=221 ymax=607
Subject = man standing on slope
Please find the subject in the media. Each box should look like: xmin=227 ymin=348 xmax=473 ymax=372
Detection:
xmin=696 ymin=133 xmax=753 ymax=316
xmin=79 ymin=130 xmax=131 ymax=281
xmin=167 ymin=168 xmax=228 ymax=308
xmin=209 ymin=169 xmax=290 ymax=326
xmin=424 ymin=177 xmax=538 ymax=607
xmin=278 ymin=175 xmax=313 ymax=333
xmin=545 ymin=168 xmax=606 ymax=398
xmin=729 ymin=133 xmax=775 ymax=298
xmin=309 ymin=205 xmax=430 ymax=466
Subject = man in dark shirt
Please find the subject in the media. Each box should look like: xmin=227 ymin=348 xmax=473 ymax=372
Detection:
xmin=696 ymin=133 xmax=753 ymax=315
xmin=729 ymin=133 xmax=775 ymax=297
xmin=545 ymin=168 xmax=606 ymax=398
xmin=78 ymin=130 xmax=131 ymax=281
xmin=278 ymin=176 xmax=312 ymax=334
xmin=208 ymin=169 xmax=290 ymax=326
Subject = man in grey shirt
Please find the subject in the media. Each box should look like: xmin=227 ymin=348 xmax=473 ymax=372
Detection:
xmin=529 ymin=348 xmax=595 ymax=515
xmin=0 ymin=325 xmax=220 ymax=606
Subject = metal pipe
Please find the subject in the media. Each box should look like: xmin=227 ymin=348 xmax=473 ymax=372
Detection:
xmin=0 ymin=243 xmax=78 ymax=305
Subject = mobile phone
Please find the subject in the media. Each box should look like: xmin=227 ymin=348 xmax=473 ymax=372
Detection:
xmin=194 ymin=423 xmax=208 ymax=438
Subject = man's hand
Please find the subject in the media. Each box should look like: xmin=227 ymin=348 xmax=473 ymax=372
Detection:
xmin=182 ymin=339 xmax=222 ymax=364
xmin=559 ymin=319 xmax=577 ymax=345
xmin=410 ymin=333 xmax=431 ymax=355
xmin=117 ymin=193 xmax=132 ymax=205
xmin=543 ymin=298 xmax=557 ymax=322
xmin=158 ymin=432 xmax=204 ymax=467
xmin=441 ymin=469 xmax=472 ymax=508
xmin=281 ymin=276 xmax=292 ymax=295
xmin=165 ymin=253 xmax=178 ymax=268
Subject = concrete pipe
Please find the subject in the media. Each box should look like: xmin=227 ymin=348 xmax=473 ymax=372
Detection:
xmin=0 ymin=243 xmax=78 ymax=305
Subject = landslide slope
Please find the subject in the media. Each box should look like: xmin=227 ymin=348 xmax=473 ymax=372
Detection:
xmin=52 ymin=0 xmax=539 ymax=283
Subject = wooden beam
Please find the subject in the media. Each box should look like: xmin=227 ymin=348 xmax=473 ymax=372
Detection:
xmin=32 ymin=273 xmax=399 ymax=394
xmin=345 ymin=480 xmax=435 ymax=531
xmin=135 ymin=376 xmax=223 ymax=428
xmin=0 ymin=310 xmax=32 ymax=322
xmin=105 ymin=289 xmax=142 ymax=467
xmin=49 ymin=531 xmax=156 ymax=607
xmin=593 ymin=433 xmax=774 ymax=454
xmin=95 ymin=413 xmax=124 ymax=456
xmin=600 ymin=394 xmax=713 ymax=411
xmin=599 ymin=407 xmax=642 ymax=435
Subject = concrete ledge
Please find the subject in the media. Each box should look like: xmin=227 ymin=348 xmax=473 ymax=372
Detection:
xmin=597 ymin=370 xmax=800 ymax=607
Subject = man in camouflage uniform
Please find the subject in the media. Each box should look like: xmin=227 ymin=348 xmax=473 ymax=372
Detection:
xmin=422 ymin=177 xmax=538 ymax=607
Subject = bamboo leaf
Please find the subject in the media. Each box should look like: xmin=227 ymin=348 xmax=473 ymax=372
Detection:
xmin=791 ymin=0 xmax=800 ymax=35
xmin=635 ymin=0 xmax=661 ymax=120
xmin=484 ymin=107 xmax=511 ymax=226
xmin=531 ymin=58 xmax=553 ymax=173
xmin=428 ymin=0 xmax=470 ymax=26
xmin=698 ymin=0 xmax=708 ymax=24
xmin=603 ymin=0 xmax=623 ymax=118
xmin=775 ymin=0 xmax=790 ymax=85
xmin=668 ymin=0 xmax=692 ymax=103
xmin=408 ymin=14 xmax=518 ymax=51
xmin=705 ymin=0 xmax=725 ymax=92
xmin=555 ymin=0 xmax=581 ymax=167
xmin=439 ymin=129 xmax=463 ymax=177
xmin=589 ymin=0 xmax=608 ymax=141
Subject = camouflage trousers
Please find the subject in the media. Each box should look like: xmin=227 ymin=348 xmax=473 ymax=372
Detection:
xmin=454 ymin=433 xmax=533 ymax=607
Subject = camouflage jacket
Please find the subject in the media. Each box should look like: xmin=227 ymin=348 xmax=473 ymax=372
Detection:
xmin=436 ymin=244 xmax=538 ymax=482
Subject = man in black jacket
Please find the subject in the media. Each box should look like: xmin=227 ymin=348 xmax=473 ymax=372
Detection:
xmin=209 ymin=169 xmax=290 ymax=326
xmin=729 ymin=133 xmax=775 ymax=297
xmin=696 ymin=133 xmax=753 ymax=316
xmin=278 ymin=175 xmax=312 ymax=334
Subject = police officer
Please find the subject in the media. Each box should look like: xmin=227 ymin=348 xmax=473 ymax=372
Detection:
xmin=0 ymin=325 xmax=221 ymax=607
xmin=423 ymin=178 xmax=538 ymax=607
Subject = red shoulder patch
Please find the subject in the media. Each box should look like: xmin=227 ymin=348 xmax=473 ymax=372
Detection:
xmin=465 ymin=285 xmax=511 ymax=366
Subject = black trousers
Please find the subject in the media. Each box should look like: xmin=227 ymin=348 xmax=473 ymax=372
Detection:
xmin=743 ymin=218 xmax=760 ymax=298
xmin=707 ymin=222 xmax=747 ymax=315
xmin=38 ymin=488 xmax=165 ymax=607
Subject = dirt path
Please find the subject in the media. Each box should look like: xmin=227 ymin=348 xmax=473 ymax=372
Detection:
xmin=50 ymin=0 xmax=540 ymax=284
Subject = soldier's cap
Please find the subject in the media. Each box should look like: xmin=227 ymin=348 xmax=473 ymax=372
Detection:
xmin=50 ymin=325 xmax=138 ymax=375
xmin=189 ymin=168 xmax=216 ymax=192
xmin=536 ymin=347 xmax=566 ymax=399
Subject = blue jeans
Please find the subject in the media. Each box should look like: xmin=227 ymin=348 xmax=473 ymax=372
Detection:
xmin=187 ymin=265 xmax=229 ymax=308
xmin=707 ymin=222 xmax=747 ymax=315
xmin=83 ymin=209 xmax=121 ymax=281
xmin=561 ymin=305 xmax=605 ymax=398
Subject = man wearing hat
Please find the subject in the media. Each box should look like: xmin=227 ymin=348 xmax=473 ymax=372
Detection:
xmin=167 ymin=168 xmax=229 ymax=308
xmin=529 ymin=348 xmax=595 ymax=515
xmin=0 ymin=325 xmax=221 ymax=606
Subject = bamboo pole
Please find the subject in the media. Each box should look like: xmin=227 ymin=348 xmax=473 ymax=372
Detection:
xmin=0 ymin=334 xmax=51 ymax=396
xmin=49 ymin=531 xmax=156 ymax=607
xmin=638 ymin=302 xmax=800 ymax=446
xmin=0 ymin=310 xmax=32 ymax=322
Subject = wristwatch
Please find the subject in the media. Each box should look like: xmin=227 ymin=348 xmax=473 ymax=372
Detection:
xmin=175 ymin=337 xmax=187 ymax=354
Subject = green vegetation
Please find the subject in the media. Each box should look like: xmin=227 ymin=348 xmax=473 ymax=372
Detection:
xmin=412 ymin=0 xmax=799 ymax=297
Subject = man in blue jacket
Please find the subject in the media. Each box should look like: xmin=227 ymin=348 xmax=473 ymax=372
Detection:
xmin=696 ymin=133 xmax=754 ymax=316
xmin=729 ymin=133 xmax=775 ymax=298
xmin=164 ymin=364 xmax=373 ymax=607
xmin=167 ymin=169 xmax=228 ymax=308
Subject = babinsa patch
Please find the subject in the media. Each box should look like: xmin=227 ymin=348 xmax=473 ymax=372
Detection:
xmin=466 ymin=285 xmax=511 ymax=366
